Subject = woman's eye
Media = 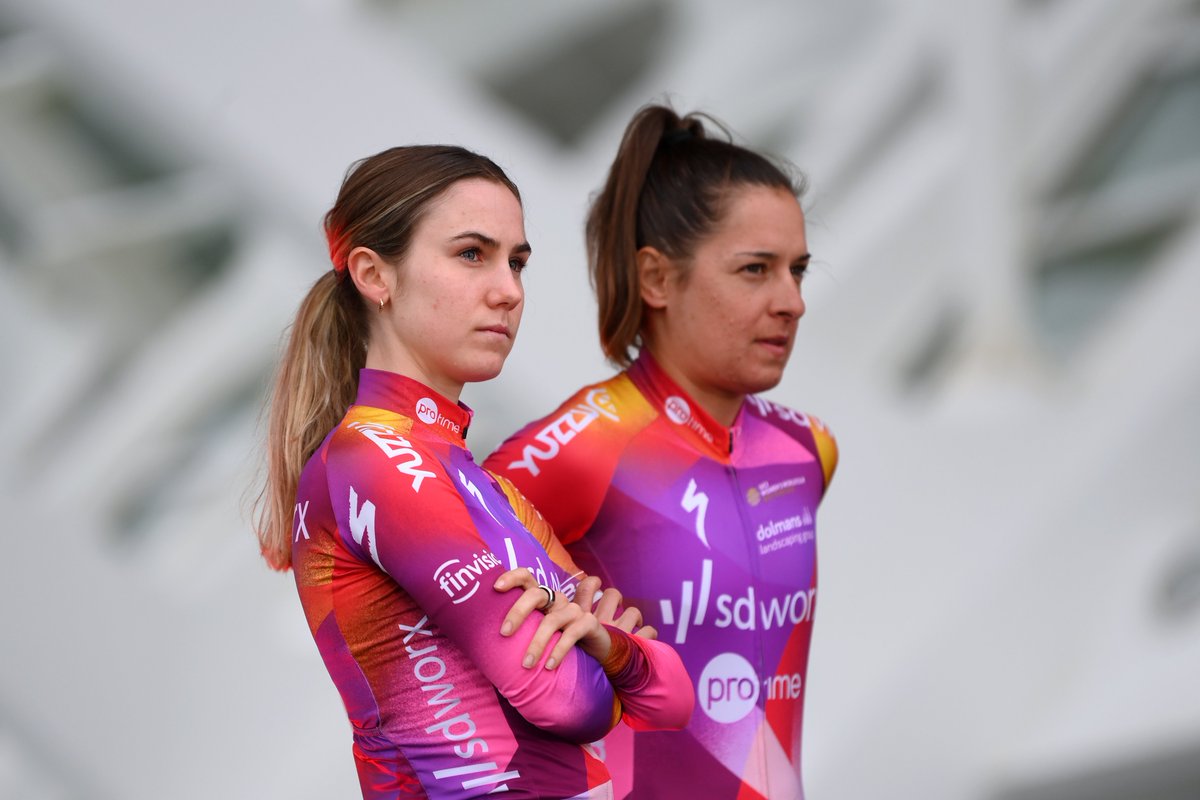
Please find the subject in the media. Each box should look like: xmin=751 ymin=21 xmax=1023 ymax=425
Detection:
xmin=790 ymin=264 xmax=808 ymax=280
xmin=742 ymin=263 xmax=767 ymax=275
xmin=460 ymin=247 xmax=482 ymax=262
xmin=509 ymin=258 xmax=528 ymax=273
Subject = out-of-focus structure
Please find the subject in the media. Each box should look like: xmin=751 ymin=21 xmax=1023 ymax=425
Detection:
xmin=0 ymin=0 xmax=1197 ymax=797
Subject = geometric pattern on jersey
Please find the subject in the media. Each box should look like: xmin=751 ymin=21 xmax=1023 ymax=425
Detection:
xmin=487 ymin=352 xmax=837 ymax=799
xmin=293 ymin=368 xmax=690 ymax=799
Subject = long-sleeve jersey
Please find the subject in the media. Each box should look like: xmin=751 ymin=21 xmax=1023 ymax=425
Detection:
xmin=484 ymin=352 xmax=837 ymax=800
xmin=292 ymin=368 xmax=693 ymax=800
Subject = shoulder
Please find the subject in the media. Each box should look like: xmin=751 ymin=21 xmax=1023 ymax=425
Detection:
xmin=484 ymin=372 xmax=656 ymax=544
xmin=485 ymin=371 xmax=654 ymax=481
xmin=743 ymin=395 xmax=839 ymax=487
xmin=324 ymin=405 xmax=450 ymax=497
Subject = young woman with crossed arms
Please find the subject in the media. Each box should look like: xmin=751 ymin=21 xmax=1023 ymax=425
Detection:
xmin=256 ymin=145 xmax=691 ymax=799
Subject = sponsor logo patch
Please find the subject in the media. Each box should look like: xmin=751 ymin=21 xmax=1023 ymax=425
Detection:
xmin=698 ymin=652 xmax=759 ymax=723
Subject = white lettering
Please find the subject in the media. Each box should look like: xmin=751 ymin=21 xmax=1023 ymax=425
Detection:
xmin=506 ymin=389 xmax=619 ymax=475
xmin=765 ymin=672 xmax=804 ymax=701
xmin=348 ymin=421 xmax=437 ymax=491
xmin=292 ymin=501 xmax=310 ymax=542
xmin=434 ymin=552 xmax=503 ymax=605
xmin=663 ymin=566 xmax=816 ymax=641
xmin=348 ymin=487 xmax=381 ymax=567
xmin=397 ymin=618 xmax=522 ymax=791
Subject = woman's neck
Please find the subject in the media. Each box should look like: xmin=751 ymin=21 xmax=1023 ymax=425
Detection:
xmin=642 ymin=345 xmax=743 ymax=428
xmin=365 ymin=345 xmax=463 ymax=405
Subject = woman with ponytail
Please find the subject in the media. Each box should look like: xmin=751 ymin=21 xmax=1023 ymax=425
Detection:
xmin=256 ymin=145 xmax=692 ymax=799
xmin=487 ymin=106 xmax=839 ymax=799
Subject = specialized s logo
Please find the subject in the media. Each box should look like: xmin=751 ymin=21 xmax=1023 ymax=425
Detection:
xmin=434 ymin=551 xmax=504 ymax=604
xmin=506 ymin=388 xmax=619 ymax=476
xmin=348 ymin=421 xmax=437 ymax=491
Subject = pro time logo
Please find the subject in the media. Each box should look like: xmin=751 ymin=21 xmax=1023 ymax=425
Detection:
xmin=663 ymin=395 xmax=714 ymax=444
xmin=415 ymin=397 xmax=462 ymax=435
xmin=665 ymin=395 xmax=691 ymax=425
xmin=416 ymin=397 xmax=439 ymax=425
xmin=698 ymin=652 xmax=759 ymax=723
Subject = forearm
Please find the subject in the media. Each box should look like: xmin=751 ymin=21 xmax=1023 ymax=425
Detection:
xmin=599 ymin=626 xmax=694 ymax=731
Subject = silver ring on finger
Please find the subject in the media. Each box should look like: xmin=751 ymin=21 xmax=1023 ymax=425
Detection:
xmin=537 ymin=585 xmax=555 ymax=612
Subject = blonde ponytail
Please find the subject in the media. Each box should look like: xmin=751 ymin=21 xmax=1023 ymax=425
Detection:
xmin=256 ymin=271 xmax=365 ymax=570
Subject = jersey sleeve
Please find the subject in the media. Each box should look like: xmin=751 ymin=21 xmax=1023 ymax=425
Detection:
xmin=490 ymin=468 xmax=694 ymax=731
xmin=808 ymin=413 xmax=839 ymax=490
xmin=600 ymin=627 xmax=694 ymax=731
xmin=484 ymin=383 xmax=648 ymax=546
xmin=326 ymin=430 xmax=617 ymax=744
xmin=488 ymin=470 xmax=585 ymax=577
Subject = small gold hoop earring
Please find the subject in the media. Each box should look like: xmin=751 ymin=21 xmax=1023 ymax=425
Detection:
xmin=379 ymin=297 xmax=387 ymax=311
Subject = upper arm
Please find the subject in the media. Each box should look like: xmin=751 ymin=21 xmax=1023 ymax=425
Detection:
xmin=488 ymin=470 xmax=585 ymax=578
xmin=485 ymin=418 xmax=620 ymax=546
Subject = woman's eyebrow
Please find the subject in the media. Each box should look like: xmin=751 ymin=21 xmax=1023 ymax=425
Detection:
xmin=451 ymin=231 xmax=532 ymax=255
xmin=734 ymin=250 xmax=812 ymax=263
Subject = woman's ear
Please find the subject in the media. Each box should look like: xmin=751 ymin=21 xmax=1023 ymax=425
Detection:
xmin=346 ymin=246 xmax=395 ymax=308
xmin=637 ymin=246 xmax=673 ymax=310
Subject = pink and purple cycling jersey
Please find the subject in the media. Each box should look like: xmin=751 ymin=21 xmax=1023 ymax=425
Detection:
xmin=486 ymin=352 xmax=837 ymax=799
xmin=292 ymin=368 xmax=692 ymax=799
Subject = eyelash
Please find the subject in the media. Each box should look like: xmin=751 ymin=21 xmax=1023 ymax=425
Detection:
xmin=740 ymin=263 xmax=808 ymax=280
xmin=460 ymin=246 xmax=527 ymax=273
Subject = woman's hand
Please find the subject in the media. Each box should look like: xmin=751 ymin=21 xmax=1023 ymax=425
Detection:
xmin=493 ymin=568 xmax=658 ymax=671
xmin=572 ymin=575 xmax=658 ymax=642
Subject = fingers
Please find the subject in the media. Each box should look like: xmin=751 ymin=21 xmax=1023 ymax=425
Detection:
xmin=524 ymin=602 xmax=586 ymax=669
xmin=495 ymin=568 xmax=553 ymax=637
xmin=610 ymin=605 xmax=644 ymax=634
xmin=493 ymin=567 xmax=537 ymax=593
xmin=592 ymin=588 xmax=624 ymax=625
xmin=572 ymin=575 xmax=603 ymax=613
xmin=633 ymin=624 xmax=658 ymax=640
xmin=498 ymin=584 xmax=551 ymax=638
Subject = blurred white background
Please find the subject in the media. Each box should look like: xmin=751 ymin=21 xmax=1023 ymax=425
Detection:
xmin=1 ymin=0 xmax=1198 ymax=797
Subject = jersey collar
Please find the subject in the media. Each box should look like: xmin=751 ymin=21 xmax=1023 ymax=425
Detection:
xmin=627 ymin=351 xmax=738 ymax=459
xmin=355 ymin=368 xmax=473 ymax=444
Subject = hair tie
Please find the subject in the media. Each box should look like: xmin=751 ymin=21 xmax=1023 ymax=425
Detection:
xmin=661 ymin=127 xmax=695 ymax=146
